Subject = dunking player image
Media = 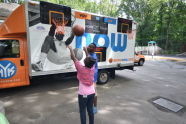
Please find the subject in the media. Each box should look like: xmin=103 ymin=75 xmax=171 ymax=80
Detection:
xmin=32 ymin=18 xmax=74 ymax=71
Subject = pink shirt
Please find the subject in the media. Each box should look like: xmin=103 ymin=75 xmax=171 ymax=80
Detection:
xmin=74 ymin=61 xmax=95 ymax=95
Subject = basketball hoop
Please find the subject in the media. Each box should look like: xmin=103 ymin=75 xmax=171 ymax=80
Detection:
xmin=52 ymin=18 xmax=69 ymax=35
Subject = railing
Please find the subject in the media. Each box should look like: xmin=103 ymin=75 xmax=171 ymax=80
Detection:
xmin=3 ymin=0 xmax=20 ymax=3
xmin=135 ymin=46 xmax=163 ymax=55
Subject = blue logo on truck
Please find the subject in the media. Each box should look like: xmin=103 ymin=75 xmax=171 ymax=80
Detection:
xmin=76 ymin=33 xmax=128 ymax=52
xmin=0 ymin=60 xmax=17 ymax=79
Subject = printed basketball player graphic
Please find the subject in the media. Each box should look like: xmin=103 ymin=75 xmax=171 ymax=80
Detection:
xmin=73 ymin=48 xmax=83 ymax=61
xmin=31 ymin=1 xmax=84 ymax=72
xmin=46 ymin=17 xmax=73 ymax=65
xmin=32 ymin=16 xmax=72 ymax=71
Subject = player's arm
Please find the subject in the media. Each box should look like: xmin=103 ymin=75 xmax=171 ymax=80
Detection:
xmin=68 ymin=46 xmax=77 ymax=62
xmin=83 ymin=47 xmax=89 ymax=57
xmin=48 ymin=19 xmax=57 ymax=37
xmin=65 ymin=33 xmax=74 ymax=46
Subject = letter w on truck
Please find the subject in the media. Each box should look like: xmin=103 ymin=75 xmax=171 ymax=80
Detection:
xmin=0 ymin=1 xmax=137 ymax=89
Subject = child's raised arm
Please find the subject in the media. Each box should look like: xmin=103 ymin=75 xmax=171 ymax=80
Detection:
xmin=83 ymin=47 xmax=89 ymax=57
xmin=68 ymin=46 xmax=77 ymax=62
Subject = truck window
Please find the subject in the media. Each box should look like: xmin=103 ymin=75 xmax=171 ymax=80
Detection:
xmin=0 ymin=40 xmax=20 ymax=58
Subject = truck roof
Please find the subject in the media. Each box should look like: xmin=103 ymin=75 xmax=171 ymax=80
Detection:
xmin=0 ymin=4 xmax=26 ymax=37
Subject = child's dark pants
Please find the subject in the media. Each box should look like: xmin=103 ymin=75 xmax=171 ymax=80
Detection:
xmin=78 ymin=94 xmax=95 ymax=124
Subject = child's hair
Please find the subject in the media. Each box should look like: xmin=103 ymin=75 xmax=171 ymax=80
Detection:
xmin=84 ymin=56 xmax=96 ymax=68
xmin=87 ymin=43 xmax=97 ymax=53
xmin=90 ymin=43 xmax=97 ymax=48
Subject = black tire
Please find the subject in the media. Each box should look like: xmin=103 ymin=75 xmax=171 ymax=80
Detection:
xmin=138 ymin=59 xmax=144 ymax=66
xmin=97 ymin=70 xmax=109 ymax=84
xmin=109 ymin=69 xmax=115 ymax=79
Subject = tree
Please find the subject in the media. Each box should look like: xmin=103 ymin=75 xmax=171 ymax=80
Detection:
xmin=119 ymin=0 xmax=186 ymax=53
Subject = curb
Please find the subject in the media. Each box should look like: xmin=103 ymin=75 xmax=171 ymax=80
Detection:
xmin=0 ymin=101 xmax=9 ymax=124
xmin=145 ymin=55 xmax=186 ymax=62
xmin=0 ymin=101 xmax=5 ymax=114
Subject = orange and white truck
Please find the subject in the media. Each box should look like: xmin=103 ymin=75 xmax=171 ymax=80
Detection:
xmin=0 ymin=1 xmax=137 ymax=89
xmin=134 ymin=52 xmax=145 ymax=66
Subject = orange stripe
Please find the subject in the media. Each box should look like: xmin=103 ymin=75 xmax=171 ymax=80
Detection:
xmin=75 ymin=11 xmax=91 ymax=20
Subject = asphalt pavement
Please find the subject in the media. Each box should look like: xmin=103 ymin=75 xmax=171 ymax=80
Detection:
xmin=0 ymin=58 xmax=186 ymax=124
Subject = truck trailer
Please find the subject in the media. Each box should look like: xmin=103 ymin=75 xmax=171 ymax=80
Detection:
xmin=0 ymin=1 xmax=136 ymax=89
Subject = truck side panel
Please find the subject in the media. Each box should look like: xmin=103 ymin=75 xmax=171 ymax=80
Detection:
xmin=0 ymin=5 xmax=30 ymax=89
xmin=26 ymin=1 xmax=136 ymax=76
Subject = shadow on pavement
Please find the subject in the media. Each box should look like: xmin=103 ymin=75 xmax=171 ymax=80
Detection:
xmin=0 ymin=71 xmax=134 ymax=98
xmin=0 ymin=75 xmax=78 ymax=98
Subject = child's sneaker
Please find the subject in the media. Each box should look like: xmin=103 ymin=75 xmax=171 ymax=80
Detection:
xmin=93 ymin=107 xmax=97 ymax=114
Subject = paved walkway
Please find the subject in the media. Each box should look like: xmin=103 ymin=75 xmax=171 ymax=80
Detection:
xmin=145 ymin=55 xmax=186 ymax=62
xmin=0 ymin=101 xmax=5 ymax=114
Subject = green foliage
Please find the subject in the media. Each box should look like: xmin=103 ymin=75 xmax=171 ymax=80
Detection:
xmin=119 ymin=0 xmax=186 ymax=53
xmin=24 ymin=0 xmax=117 ymax=17
xmin=57 ymin=0 xmax=119 ymax=17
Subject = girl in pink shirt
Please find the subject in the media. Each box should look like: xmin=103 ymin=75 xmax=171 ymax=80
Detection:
xmin=68 ymin=46 xmax=96 ymax=124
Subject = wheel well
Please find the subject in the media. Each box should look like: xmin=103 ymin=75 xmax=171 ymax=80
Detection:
xmin=97 ymin=69 xmax=109 ymax=84
xmin=139 ymin=58 xmax=145 ymax=62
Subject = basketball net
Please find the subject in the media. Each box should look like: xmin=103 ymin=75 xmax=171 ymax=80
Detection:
xmin=52 ymin=18 xmax=68 ymax=35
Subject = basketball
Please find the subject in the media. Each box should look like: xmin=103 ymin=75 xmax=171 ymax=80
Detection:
xmin=73 ymin=48 xmax=83 ymax=61
xmin=72 ymin=25 xmax=84 ymax=36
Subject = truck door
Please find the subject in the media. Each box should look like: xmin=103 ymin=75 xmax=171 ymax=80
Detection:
xmin=0 ymin=38 xmax=29 ymax=89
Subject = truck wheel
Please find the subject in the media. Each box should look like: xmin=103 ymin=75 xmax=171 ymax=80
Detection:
xmin=97 ymin=70 xmax=109 ymax=84
xmin=138 ymin=59 xmax=144 ymax=66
